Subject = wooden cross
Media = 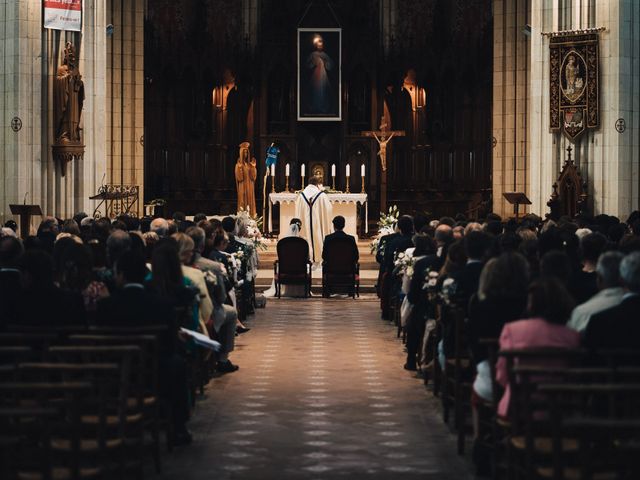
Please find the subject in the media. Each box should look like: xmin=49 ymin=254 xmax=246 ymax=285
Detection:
xmin=361 ymin=117 xmax=405 ymax=212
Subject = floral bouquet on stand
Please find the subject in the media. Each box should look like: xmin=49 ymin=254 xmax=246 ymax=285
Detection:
xmin=370 ymin=205 xmax=400 ymax=255
xmin=237 ymin=208 xmax=268 ymax=252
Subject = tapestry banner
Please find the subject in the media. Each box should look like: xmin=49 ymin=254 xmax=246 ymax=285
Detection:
xmin=44 ymin=0 xmax=82 ymax=32
xmin=549 ymin=33 xmax=599 ymax=140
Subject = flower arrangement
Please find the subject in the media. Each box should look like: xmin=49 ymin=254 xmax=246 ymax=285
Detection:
xmin=370 ymin=205 xmax=400 ymax=254
xmin=393 ymin=251 xmax=416 ymax=278
xmin=237 ymin=208 xmax=268 ymax=251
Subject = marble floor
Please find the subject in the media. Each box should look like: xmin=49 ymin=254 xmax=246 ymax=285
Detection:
xmin=158 ymin=298 xmax=474 ymax=479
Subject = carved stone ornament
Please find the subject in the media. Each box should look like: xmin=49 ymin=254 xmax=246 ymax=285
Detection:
xmin=547 ymin=146 xmax=589 ymax=220
xmin=52 ymin=42 xmax=85 ymax=176
xmin=549 ymin=33 xmax=599 ymax=141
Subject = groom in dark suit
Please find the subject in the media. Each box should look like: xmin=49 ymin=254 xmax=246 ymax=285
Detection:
xmin=322 ymin=216 xmax=359 ymax=263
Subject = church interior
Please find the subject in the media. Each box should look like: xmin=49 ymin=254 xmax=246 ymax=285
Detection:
xmin=1 ymin=1 xmax=640 ymax=479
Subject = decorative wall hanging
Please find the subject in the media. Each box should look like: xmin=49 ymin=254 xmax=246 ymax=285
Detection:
xmin=549 ymin=32 xmax=599 ymax=141
xmin=297 ymin=28 xmax=342 ymax=121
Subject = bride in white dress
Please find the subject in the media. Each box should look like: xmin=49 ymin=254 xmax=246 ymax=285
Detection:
xmin=263 ymin=219 xmax=308 ymax=298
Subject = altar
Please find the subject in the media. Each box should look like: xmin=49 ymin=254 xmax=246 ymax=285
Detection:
xmin=268 ymin=192 xmax=368 ymax=239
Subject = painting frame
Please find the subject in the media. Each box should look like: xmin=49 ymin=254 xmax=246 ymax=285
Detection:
xmin=297 ymin=27 xmax=342 ymax=122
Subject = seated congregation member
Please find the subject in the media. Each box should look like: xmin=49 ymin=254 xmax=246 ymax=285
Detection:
xmin=96 ymin=249 xmax=172 ymax=334
xmin=322 ymin=215 xmax=359 ymax=263
xmin=55 ymin=240 xmax=109 ymax=314
xmin=0 ymin=236 xmax=24 ymax=327
xmin=380 ymin=215 xmax=414 ymax=319
xmin=99 ymin=248 xmax=192 ymax=445
xmin=454 ymin=230 xmax=492 ymax=307
xmin=404 ymin=234 xmax=437 ymax=371
xmin=174 ymin=233 xmax=238 ymax=372
xmin=467 ymin=252 xmax=529 ymax=474
xmin=186 ymin=226 xmax=247 ymax=335
xmin=468 ymin=252 xmax=529 ymax=402
xmin=150 ymin=217 xmax=169 ymax=238
xmin=16 ymin=249 xmax=86 ymax=326
xmin=173 ymin=233 xmax=214 ymax=334
xmin=584 ymin=251 xmax=640 ymax=351
xmin=495 ymin=278 xmax=580 ymax=418
xmin=209 ymin=229 xmax=231 ymax=271
xmin=573 ymin=232 xmax=608 ymax=304
xmin=383 ymin=215 xmax=414 ymax=274
xmin=568 ymin=251 xmax=625 ymax=333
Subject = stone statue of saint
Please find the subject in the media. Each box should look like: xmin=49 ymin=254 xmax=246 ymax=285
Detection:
xmin=235 ymin=142 xmax=258 ymax=215
xmin=54 ymin=42 xmax=85 ymax=145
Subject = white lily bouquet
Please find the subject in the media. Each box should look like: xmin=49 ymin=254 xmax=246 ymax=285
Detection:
xmin=370 ymin=205 xmax=400 ymax=254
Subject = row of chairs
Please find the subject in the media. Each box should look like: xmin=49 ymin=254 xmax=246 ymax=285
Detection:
xmin=390 ymin=293 xmax=640 ymax=479
xmin=273 ymin=236 xmax=360 ymax=298
xmin=0 ymin=323 xmax=215 ymax=480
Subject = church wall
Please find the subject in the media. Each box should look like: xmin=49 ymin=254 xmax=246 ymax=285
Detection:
xmin=0 ymin=0 xmax=111 ymax=229
xmin=501 ymin=0 xmax=640 ymax=220
xmin=106 ymin=0 xmax=145 ymax=216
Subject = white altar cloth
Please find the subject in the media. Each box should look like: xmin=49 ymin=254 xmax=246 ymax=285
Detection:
xmin=269 ymin=192 xmax=368 ymax=239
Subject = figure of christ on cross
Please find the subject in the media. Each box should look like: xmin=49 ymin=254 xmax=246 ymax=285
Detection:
xmin=361 ymin=117 xmax=405 ymax=211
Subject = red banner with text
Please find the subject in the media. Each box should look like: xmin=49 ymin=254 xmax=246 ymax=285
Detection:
xmin=44 ymin=0 xmax=82 ymax=32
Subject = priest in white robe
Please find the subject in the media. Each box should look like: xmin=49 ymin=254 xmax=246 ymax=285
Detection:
xmin=295 ymin=176 xmax=333 ymax=263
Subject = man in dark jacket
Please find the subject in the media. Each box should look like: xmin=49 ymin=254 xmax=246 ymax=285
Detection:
xmin=323 ymin=215 xmax=359 ymax=263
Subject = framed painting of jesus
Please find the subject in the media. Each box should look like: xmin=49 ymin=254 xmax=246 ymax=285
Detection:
xmin=297 ymin=28 xmax=342 ymax=121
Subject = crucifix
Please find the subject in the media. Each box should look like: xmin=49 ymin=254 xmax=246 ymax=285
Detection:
xmin=362 ymin=117 xmax=405 ymax=212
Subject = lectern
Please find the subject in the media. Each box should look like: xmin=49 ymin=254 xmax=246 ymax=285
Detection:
xmin=502 ymin=192 xmax=532 ymax=220
xmin=9 ymin=204 xmax=43 ymax=239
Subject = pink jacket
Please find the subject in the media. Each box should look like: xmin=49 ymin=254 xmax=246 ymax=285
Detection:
xmin=495 ymin=318 xmax=581 ymax=418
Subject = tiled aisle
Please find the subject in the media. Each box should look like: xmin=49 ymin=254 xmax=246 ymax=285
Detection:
xmin=159 ymin=298 xmax=473 ymax=479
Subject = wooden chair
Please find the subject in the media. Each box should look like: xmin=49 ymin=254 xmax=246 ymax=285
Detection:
xmin=67 ymin=334 xmax=166 ymax=472
xmin=274 ymin=236 xmax=312 ymax=298
xmin=446 ymin=304 xmax=473 ymax=454
xmin=14 ymin=363 xmax=127 ymax=476
xmin=45 ymin=345 xmax=145 ymax=478
xmin=539 ymin=383 xmax=640 ymax=480
xmin=0 ymin=381 xmax=97 ymax=480
xmin=322 ymin=236 xmax=360 ymax=298
xmin=498 ymin=348 xmax=586 ymax=480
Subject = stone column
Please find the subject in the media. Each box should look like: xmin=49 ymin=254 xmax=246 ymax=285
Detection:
xmin=492 ymin=0 xmax=531 ymax=218
xmin=0 ymin=0 xmax=108 ymax=229
xmin=106 ymin=0 xmax=145 ymax=217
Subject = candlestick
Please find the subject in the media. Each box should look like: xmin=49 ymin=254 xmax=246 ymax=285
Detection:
xmin=285 ymin=164 xmax=290 ymax=192
xmin=271 ymin=164 xmax=276 ymax=193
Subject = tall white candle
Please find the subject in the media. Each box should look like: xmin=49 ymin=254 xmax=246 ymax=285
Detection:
xmin=301 ymin=164 xmax=305 ymax=177
xmin=331 ymin=164 xmax=336 ymax=177
xmin=270 ymin=164 xmax=275 ymax=177
xmin=285 ymin=163 xmax=290 ymax=176
xmin=346 ymin=164 xmax=350 ymax=177
xmin=361 ymin=164 xmax=365 ymax=177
